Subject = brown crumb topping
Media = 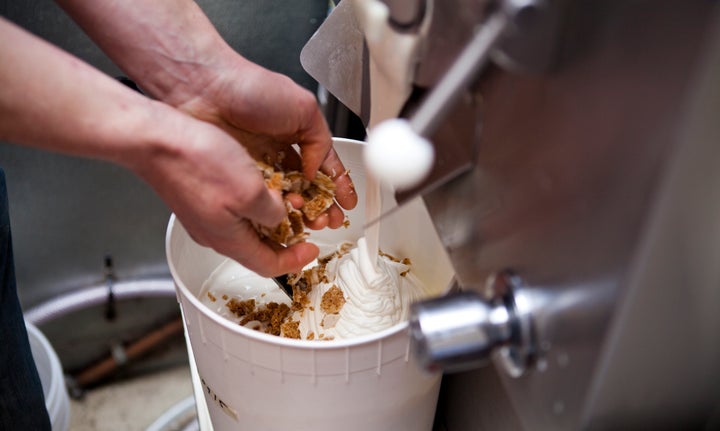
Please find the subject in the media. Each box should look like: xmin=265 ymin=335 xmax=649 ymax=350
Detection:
xmin=380 ymin=250 xmax=412 ymax=276
xmin=226 ymin=298 xmax=291 ymax=336
xmin=207 ymin=292 xmax=217 ymax=302
xmin=291 ymin=285 xmax=311 ymax=312
xmin=216 ymin=242 xmax=414 ymax=340
xmin=253 ymin=162 xmax=337 ymax=246
xmin=281 ymin=320 xmax=301 ymax=339
xmin=321 ymin=285 xmax=345 ymax=314
xmin=227 ymin=298 xmax=256 ymax=316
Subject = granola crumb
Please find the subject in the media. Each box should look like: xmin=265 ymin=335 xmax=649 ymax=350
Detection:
xmin=252 ymin=162 xmax=336 ymax=245
xmin=281 ymin=320 xmax=301 ymax=339
xmin=227 ymin=298 xmax=256 ymax=316
xmin=225 ymin=299 xmax=291 ymax=336
xmin=321 ymin=285 xmax=345 ymax=315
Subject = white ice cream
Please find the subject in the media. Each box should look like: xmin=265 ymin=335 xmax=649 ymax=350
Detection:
xmin=199 ymin=261 xmax=291 ymax=326
xmin=199 ymin=237 xmax=434 ymax=341
xmin=295 ymin=237 xmax=434 ymax=340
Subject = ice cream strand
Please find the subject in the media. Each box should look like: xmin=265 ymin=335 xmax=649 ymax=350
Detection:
xmin=364 ymin=172 xmax=381 ymax=271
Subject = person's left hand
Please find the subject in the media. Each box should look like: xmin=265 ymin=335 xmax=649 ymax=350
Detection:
xmin=54 ymin=0 xmax=357 ymax=229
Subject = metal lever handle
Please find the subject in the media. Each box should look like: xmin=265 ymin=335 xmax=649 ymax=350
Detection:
xmin=409 ymin=10 xmax=509 ymax=138
xmin=410 ymin=0 xmax=545 ymax=138
xmin=364 ymin=11 xmax=508 ymax=193
xmin=365 ymin=0 xmax=545 ymax=196
xmin=409 ymin=272 xmax=535 ymax=376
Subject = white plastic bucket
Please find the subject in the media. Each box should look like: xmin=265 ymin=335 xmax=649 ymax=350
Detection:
xmin=166 ymin=138 xmax=454 ymax=431
xmin=25 ymin=320 xmax=70 ymax=431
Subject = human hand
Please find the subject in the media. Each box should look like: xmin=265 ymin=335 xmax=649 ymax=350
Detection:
xmin=166 ymin=57 xmax=358 ymax=230
xmin=51 ymin=0 xmax=357 ymax=272
xmin=131 ymin=105 xmax=325 ymax=277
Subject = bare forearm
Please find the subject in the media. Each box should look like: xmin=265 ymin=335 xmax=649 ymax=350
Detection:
xmin=54 ymin=0 xmax=237 ymax=105
xmin=0 ymin=18 xmax=171 ymax=168
xmin=0 ymin=4 xmax=352 ymax=275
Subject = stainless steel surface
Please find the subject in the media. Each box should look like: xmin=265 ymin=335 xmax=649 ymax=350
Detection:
xmin=424 ymin=1 xmax=720 ymax=429
xmin=491 ymin=0 xmax=568 ymax=74
xmin=380 ymin=0 xmax=426 ymax=28
xmin=408 ymin=10 xmax=508 ymax=139
xmin=412 ymin=0 xmax=489 ymax=88
xmin=426 ymin=2 xmax=719 ymax=428
xmin=410 ymin=272 xmax=535 ymax=376
xmin=319 ymin=0 xmax=561 ymax=220
xmin=581 ymin=21 xmax=720 ymax=429
xmin=306 ymin=0 xmax=720 ymax=429
xmin=301 ymin=1 xmax=369 ymax=124
xmin=411 ymin=290 xmax=514 ymax=372
xmin=387 ymin=9 xmax=509 ymax=213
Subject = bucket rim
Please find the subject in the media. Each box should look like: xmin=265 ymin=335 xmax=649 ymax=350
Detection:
xmin=166 ymin=214 xmax=413 ymax=350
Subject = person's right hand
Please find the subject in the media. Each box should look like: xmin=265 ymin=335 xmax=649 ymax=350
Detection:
xmin=129 ymin=104 xmax=322 ymax=277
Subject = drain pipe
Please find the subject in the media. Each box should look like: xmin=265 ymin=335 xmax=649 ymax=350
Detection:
xmin=23 ymin=276 xmax=183 ymax=394
xmin=73 ymin=317 xmax=185 ymax=387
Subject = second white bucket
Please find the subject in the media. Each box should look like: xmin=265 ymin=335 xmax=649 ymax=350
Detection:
xmin=26 ymin=320 xmax=70 ymax=431
xmin=166 ymin=138 xmax=454 ymax=431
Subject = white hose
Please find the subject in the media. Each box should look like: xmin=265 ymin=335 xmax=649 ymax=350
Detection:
xmin=145 ymin=395 xmax=199 ymax=431
xmin=24 ymin=278 xmax=177 ymax=325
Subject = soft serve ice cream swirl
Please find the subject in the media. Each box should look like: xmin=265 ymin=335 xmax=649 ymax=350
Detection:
xmin=294 ymin=237 xmax=433 ymax=340
xmin=199 ymin=237 xmax=434 ymax=341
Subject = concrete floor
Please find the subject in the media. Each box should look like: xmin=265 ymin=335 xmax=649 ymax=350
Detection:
xmin=69 ymin=365 xmax=194 ymax=430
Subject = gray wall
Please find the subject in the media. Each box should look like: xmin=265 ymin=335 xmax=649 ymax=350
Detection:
xmin=0 ymin=0 xmax=327 ymax=307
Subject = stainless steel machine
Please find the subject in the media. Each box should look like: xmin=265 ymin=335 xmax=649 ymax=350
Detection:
xmin=302 ymin=1 xmax=720 ymax=429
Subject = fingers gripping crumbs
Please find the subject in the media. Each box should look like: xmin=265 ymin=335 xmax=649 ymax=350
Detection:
xmin=253 ymin=161 xmax=337 ymax=245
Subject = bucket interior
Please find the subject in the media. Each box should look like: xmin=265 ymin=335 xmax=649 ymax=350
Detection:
xmin=167 ymin=138 xmax=454 ymax=346
xmin=165 ymin=138 xmax=455 ymax=431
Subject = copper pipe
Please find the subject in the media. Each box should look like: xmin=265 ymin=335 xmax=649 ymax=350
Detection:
xmin=74 ymin=317 xmax=184 ymax=387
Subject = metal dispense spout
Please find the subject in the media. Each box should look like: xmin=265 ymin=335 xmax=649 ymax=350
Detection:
xmin=409 ymin=272 xmax=535 ymax=376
